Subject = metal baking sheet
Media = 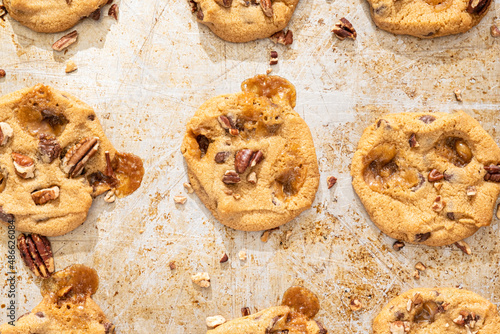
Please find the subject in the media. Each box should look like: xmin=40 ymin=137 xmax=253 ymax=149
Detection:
xmin=1 ymin=0 xmax=500 ymax=332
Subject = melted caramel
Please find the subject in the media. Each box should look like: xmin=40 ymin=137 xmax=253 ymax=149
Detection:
xmin=16 ymin=85 xmax=68 ymax=137
xmin=112 ymin=152 xmax=144 ymax=197
xmin=235 ymin=94 xmax=285 ymax=139
xmin=436 ymin=137 xmax=472 ymax=167
xmin=41 ymin=264 xmax=98 ymax=304
xmin=241 ymin=75 xmax=296 ymax=107
xmin=282 ymin=286 xmax=320 ymax=319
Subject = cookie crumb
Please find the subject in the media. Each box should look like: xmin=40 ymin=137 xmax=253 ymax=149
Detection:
xmin=169 ymin=261 xmax=176 ymax=270
xmin=183 ymin=182 xmax=194 ymax=194
xmin=349 ymin=297 xmax=364 ymax=311
xmin=191 ymin=272 xmax=210 ymax=288
xmin=139 ymin=229 xmax=144 ymax=234
xmin=0 ymin=69 xmax=5 ymax=78
xmin=220 ymin=253 xmax=228 ymax=263
xmin=238 ymin=250 xmax=247 ymax=261
xmin=455 ymin=241 xmax=472 ymax=255
xmin=206 ymin=315 xmax=226 ymax=328
xmin=393 ymin=240 xmax=405 ymax=251
xmin=491 ymin=25 xmax=500 ymax=37
xmin=174 ymin=196 xmax=187 ymax=205
xmin=266 ymin=68 xmax=273 ymax=75
xmin=327 ymin=176 xmax=337 ymax=189
xmin=454 ymin=89 xmax=463 ymax=102
xmin=415 ymin=262 xmax=426 ymax=271
xmin=65 ymin=60 xmax=78 ymax=73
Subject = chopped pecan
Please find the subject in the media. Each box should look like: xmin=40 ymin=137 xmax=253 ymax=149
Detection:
xmin=247 ymin=171 xmax=257 ymax=184
xmin=250 ymin=150 xmax=264 ymax=167
xmin=332 ymin=18 xmax=357 ymax=40
xmin=327 ymin=175 xmax=337 ymax=189
xmin=215 ymin=151 xmax=230 ymax=164
xmin=415 ymin=232 xmax=431 ymax=243
xmin=90 ymin=8 xmax=101 ymax=20
xmin=17 ymin=233 xmax=55 ymax=278
xmin=393 ymin=240 xmax=405 ymax=251
xmin=61 ymin=137 xmax=99 ymax=178
xmin=408 ymin=133 xmax=418 ymax=148
xmin=220 ymin=253 xmax=229 ymax=263
xmin=38 ymin=134 xmax=62 ymax=163
xmin=223 ymin=170 xmax=241 ymax=184
xmin=349 ymin=297 xmax=364 ymax=311
xmin=215 ymin=0 xmax=232 ymax=7
xmin=432 ymin=195 xmax=445 ymax=212
xmin=455 ymin=240 xmax=472 ymax=255
xmin=108 ymin=4 xmax=118 ymax=20
xmin=467 ymin=0 xmax=491 ymax=14
xmin=218 ymin=115 xmax=239 ymax=136
xmin=0 ymin=122 xmax=13 ymax=146
xmin=260 ymin=0 xmax=273 ymax=17
xmin=241 ymin=307 xmax=251 ymax=316
xmin=491 ymin=25 xmax=500 ymax=37
xmin=270 ymin=30 xmax=293 ymax=45
xmin=52 ymin=31 xmax=78 ymax=52
xmin=32 ymin=186 xmax=60 ymax=205
xmin=235 ymin=149 xmax=253 ymax=173
xmin=12 ymin=153 xmax=35 ymax=179
xmin=454 ymin=89 xmax=463 ymax=102
xmin=419 ymin=115 xmax=436 ymax=124
xmin=428 ymin=169 xmax=444 ymax=182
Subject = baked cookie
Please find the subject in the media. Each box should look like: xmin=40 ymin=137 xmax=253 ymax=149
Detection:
xmin=181 ymin=75 xmax=319 ymax=231
xmin=207 ymin=286 xmax=327 ymax=334
xmin=0 ymin=264 xmax=115 ymax=334
xmin=0 ymin=84 xmax=144 ymax=236
xmin=351 ymin=111 xmax=500 ymax=246
xmin=366 ymin=0 xmax=492 ymax=38
xmin=3 ymin=0 xmax=110 ymax=33
xmin=190 ymin=0 xmax=299 ymax=42
xmin=373 ymin=287 xmax=500 ymax=333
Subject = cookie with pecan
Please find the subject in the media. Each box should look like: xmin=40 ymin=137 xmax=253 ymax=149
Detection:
xmin=181 ymin=75 xmax=319 ymax=231
xmin=0 ymin=264 xmax=115 ymax=333
xmin=367 ymin=0 xmax=491 ymax=38
xmin=190 ymin=0 xmax=299 ymax=42
xmin=351 ymin=111 xmax=500 ymax=246
xmin=373 ymin=288 xmax=500 ymax=333
xmin=0 ymin=85 xmax=143 ymax=236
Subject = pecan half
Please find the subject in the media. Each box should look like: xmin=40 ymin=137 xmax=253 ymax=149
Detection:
xmin=223 ymin=170 xmax=241 ymax=184
xmin=0 ymin=122 xmax=13 ymax=146
xmin=428 ymin=169 xmax=444 ymax=182
xmin=32 ymin=186 xmax=60 ymax=205
xmin=38 ymin=134 xmax=62 ymax=163
xmin=260 ymin=0 xmax=273 ymax=17
xmin=61 ymin=137 xmax=99 ymax=178
xmin=455 ymin=240 xmax=472 ymax=255
xmin=12 ymin=153 xmax=35 ymax=179
xmin=215 ymin=0 xmax=233 ymax=7
xmin=467 ymin=0 xmax=491 ymax=15
xmin=52 ymin=31 xmax=78 ymax=52
xmin=17 ymin=234 xmax=55 ymax=278
xmin=332 ymin=18 xmax=357 ymax=40
xmin=235 ymin=149 xmax=253 ymax=173
xmin=491 ymin=25 xmax=500 ymax=37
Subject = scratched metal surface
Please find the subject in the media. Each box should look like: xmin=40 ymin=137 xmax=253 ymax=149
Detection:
xmin=0 ymin=0 xmax=500 ymax=333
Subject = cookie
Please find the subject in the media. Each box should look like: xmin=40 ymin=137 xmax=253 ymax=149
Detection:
xmin=0 ymin=264 xmax=115 ymax=333
xmin=181 ymin=75 xmax=319 ymax=231
xmin=208 ymin=286 xmax=326 ymax=334
xmin=3 ymin=0 xmax=109 ymax=33
xmin=373 ymin=287 xmax=500 ymax=333
xmin=366 ymin=0 xmax=491 ymax=38
xmin=0 ymin=84 xmax=144 ymax=236
xmin=190 ymin=0 xmax=299 ymax=42
xmin=351 ymin=111 xmax=500 ymax=246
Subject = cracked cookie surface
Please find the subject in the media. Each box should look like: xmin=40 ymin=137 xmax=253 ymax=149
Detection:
xmin=0 ymin=85 xmax=143 ymax=236
xmin=351 ymin=111 xmax=500 ymax=246
xmin=190 ymin=0 xmax=299 ymax=42
xmin=373 ymin=287 xmax=500 ymax=333
xmin=0 ymin=264 xmax=115 ymax=334
xmin=181 ymin=74 xmax=319 ymax=231
xmin=366 ymin=0 xmax=491 ymax=38
xmin=3 ymin=0 xmax=109 ymax=33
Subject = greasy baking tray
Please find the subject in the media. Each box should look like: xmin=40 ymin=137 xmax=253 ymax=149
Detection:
xmin=1 ymin=0 xmax=500 ymax=332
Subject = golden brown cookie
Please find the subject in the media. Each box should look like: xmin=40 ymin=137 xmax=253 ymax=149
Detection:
xmin=351 ymin=111 xmax=500 ymax=246
xmin=3 ymin=0 xmax=110 ymax=33
xmin=366 ymin=0 xmax=492 ymax=38
xmin=181 ymin=75 xmax=319 ymax=231
xmin=373 ymin=287 xmax=500 ymax=333
xmin=0 ymin=85 xmax=144 ymax=237
xmin=190 ymin=0 xmax=299 ymax=42
xmin=0 ymin=264 xmax=115 ymax=334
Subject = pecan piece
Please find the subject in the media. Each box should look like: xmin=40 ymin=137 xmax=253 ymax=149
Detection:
xmin=0 ymin=122 xmax=13 ymax=146
xmin=415 ymin=232 xmax=431 ymax=243
xmin=332 ymin=18 xmax=357 ymax=40
xmin=12 ymin=153 xmax=35 ymax=179
xmin=408 ymin=133 xmax=418 ymax=148
xmin=223 ymin=170 xmax=241 ymax=184
xmin=455 ymin=240 xmax=472 ymax=255
xmin=90 ymin=8 xmax=101 ymax=20
xmin=61 ymin=137 xmax=99 ymax=178
xmin=38 ymin=134 xmax=62 ymax=163
xmin=260 ymin=0 xmax=273 ymax=17
xmin=0 ymin=69 xmax=5 ymax=78
xmin=241 ymin=307 xmax=251 ymax=316
xmin=215 ymin=0 xmax=233 ymax=7
xmin=215 ymin=151 xmax=230 ymax=164
xmin=220 ymin=253 xmax=229 ymax=263
xmin=52 ymin=30 xmax=78 ymax=52
xmin=467 ymin=0 xmax=491 ymax=15
xmin=108 ymin=4 xmax=118 ymax=20
xmin=491 ymin=25 xmax=500 ymax=37
xmin=250 ymin=150 xmax=264 ymax=167
xmin=428 ymin=169 xmax=444 ymax=182
xmin=270 ymin=30 xmax=293 ymax=45
xmin=32 ymin=186 xmax=60 ymax=205
xmin=327 ymin=175 xmax=337 ymax=189
xmin=17 ymin=234 xmax=55 ymax=278
xmin=393 ymin=240 xmax=405 ymax=251
xmin=218 ymin=115 xmax=239 ymax=136
xmin=235 ymin=149 xmax=253 ymax=173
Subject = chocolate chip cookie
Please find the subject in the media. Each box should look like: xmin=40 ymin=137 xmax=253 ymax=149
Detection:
xmin=0 ymin=85 xmax=144 ymax=236
xmin=3 ymin=0 xmax=109 ymax=33
xmin=0 ymin=264 xmax=115 ymax=333
xmin=190 ymin=0 xmax=299 ymax=42
xmin=373 ymin=288 xmax=500 ymax=333
xmin=351 ymin=111 xmax=500 ymax=246
xmin=366 ymin=0 xmax=492 ymax=38
xmin=181 ymin=75 xmax=319 ymax=231
xmin=207 ymin=286 xmax=327 ymax=334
